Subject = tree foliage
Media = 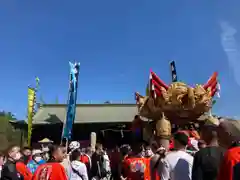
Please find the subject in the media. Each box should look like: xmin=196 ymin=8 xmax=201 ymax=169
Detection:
xmin=0 ymin=111 xmax=24 ymax=151
xmin=0 ymin=111 xmax=16 ymax=120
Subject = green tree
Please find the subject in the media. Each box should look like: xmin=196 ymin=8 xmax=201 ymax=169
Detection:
xmin=0 ymin=111 xmax=16 ymax=131
xmin=0 ymin=111 xmax=23 ymax=150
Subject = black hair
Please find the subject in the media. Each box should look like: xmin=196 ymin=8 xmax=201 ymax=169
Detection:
xmin=120 ymin=145 xmax=131 ymax=156
xmin=134 ymin=115 xmax=139 ymax=119
xmin=70 ymin=149 xmax=81 ymax=161
xmin=230 ymin=141 xmax=240 ymax=148
xmin=22 ymin=146 xmax=31 ymax=150
xmin=48 ymin=144 xmax=60 ymax=161
xmin=151 ymin=141 xmax=159 ymax=152
xmin=131 ymin=143 xmax=142 ymax=154
xmin=174 ymin=132 xmax=189 ymax=146
xmin=200 ymin=125 xmax=218 ymax=142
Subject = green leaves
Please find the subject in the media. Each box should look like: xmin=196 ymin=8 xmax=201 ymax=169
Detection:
xmin=0 ymin=111 xmax=23 ymax=151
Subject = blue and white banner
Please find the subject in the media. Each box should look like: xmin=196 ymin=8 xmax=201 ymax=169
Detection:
xmin=62 ymin=62 xmax=80 ymax=141
xmin=170 ymin=60 xmax=178 ymax=82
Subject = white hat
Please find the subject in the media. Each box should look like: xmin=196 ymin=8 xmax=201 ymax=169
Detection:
xmin=32 ymin=149 xmax=43 ymax=156
xmin=69 ymin=141 xmax=80 ymax=151
xmin=38 ymin=138 xmax=53 ymax=143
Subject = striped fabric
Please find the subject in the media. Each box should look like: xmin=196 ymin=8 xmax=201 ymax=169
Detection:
xmin=149 ymin=70 xmax=169 ymax=99
xmin=146 ymin=68 xmax=219 ymax=101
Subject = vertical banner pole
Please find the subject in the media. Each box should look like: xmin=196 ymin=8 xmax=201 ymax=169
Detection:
xmin=170 ymin=60 xmax=178 ymax=82
xmin=65 ymin=139 xmax=69 ymax=150
xmin=61 ymin=62 xmax=80 ymax=143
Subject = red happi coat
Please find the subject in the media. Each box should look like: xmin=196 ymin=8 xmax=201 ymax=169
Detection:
xmin=32 ymin=162 xmax=67 ymax=180
xmin=123 ymin=156 xmax=150 ymax=180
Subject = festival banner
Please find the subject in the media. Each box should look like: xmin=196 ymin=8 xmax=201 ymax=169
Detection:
xmin=62 ymin=62 xmax=80 ymax=141
xmin=170 ymin=60 xmax=178 ymax=82
xmin=27 ymin=87 xmax=36 ymax=147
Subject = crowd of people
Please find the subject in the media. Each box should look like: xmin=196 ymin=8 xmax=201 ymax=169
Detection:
xmin=0 ymin=118 xmax=240 ymax=180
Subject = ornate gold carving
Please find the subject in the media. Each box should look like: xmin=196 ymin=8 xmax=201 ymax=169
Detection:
xmin=155 ymin=114 xmax=171 ymax=139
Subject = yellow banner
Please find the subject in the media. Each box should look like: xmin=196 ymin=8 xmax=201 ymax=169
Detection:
xmin=27 ymin=88 xmax=36 ymax=147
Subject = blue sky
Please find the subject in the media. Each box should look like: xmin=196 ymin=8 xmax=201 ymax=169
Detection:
xmin=0 ymin=0 xmax=240 ymax=119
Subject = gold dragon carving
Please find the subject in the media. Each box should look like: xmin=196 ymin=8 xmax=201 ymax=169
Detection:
xmin=136 ymin=82 xmax=216 ymax=120
xmin=135 ymin=70 xmax=218 ymax=141
xmin=159 ymin=82 xmax=212 ymax=113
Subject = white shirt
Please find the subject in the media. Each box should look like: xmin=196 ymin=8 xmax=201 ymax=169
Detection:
xmin=102 ymin=152 xmax=111 ymax=172
xmin=70 ymin=160 xmax=88 ymax=180
xmin=159 ymin=150 xmax=193 ymax=180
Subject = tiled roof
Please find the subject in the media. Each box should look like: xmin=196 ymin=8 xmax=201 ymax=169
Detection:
xmin=31 ymin=104 xmax=138 ymax=124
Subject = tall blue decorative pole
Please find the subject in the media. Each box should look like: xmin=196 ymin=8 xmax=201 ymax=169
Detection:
xmin=62 ymin=62 xmax=80 ymax=143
